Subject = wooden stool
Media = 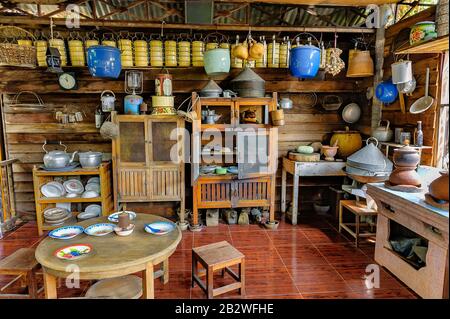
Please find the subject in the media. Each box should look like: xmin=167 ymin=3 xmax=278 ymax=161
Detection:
xmin=0 ymin=248 xmax=40 ymax=299
xmin=339 ymin=200 xmax=378 ymax=247
xmin=85 ymin=275 xmax=142 ymax=299
xmin=192 ymin=241 xmax=245 ymax=299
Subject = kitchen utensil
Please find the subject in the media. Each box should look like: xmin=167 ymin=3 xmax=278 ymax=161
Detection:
xmin=155 ymin=73 xmax=172 ymax=96
xmin=77 ymin=211 xmax=99 ymax=221
xmin=397 ymin=76 xmax=416 ymax=94
xmin=87 ymin=45 xmax=121 ymax=78
xmin=372 ymin=120 xmax=393 ymax=142
xmin=347 ymin=137 xmax=393 ymax=172
xmin=389 ymin=145 xmax=421 ymax=187
xmin=330 ymin=127 xmax=362 ymax=158
xmin=223 ymin=90 xmax=237 ymax=98
xmin=54 ymin=244 xmax=92 ymax=260
xmin=56 ymin=202 xmax=71 ymax=212
xmin=341 ymin=102 xmax=361 ymax=124
xmin=270 ymin=109 xmax=284 ymax=126
xmin=321 ymin=145 xmax=339 ymax=161
xmin=49 ymin=226 xmax=84 ymax=240
xmin=108 ymin=211 xmax=137 ymax=223
xmin=400 ymin=132 xmax=412 ymax=145
xmin=43 ymin=207 xmax=69 ymax=220
xmin=288 ymin=151 xmax=320 ymax=162
xmin=84 ymin=204 xmax=102 ymax=217
xmin=200 ymin=80 xmax=223 ymax=97
xmin=84 ymin=223 xmax=115 ymax=236
xmin=100 ymin=90 xmax=115 ymax=112
xmin=63 ymin=179 xmax=84 ymax=194
xmin=227 ymin=166 xmax=238 ymax=174
xmin=322 ymin=95 xmax=343 ymax=111
xmin=429 ymin=171 xmax=449 ymax=201
xmin=395 ymin=128 xmax=404 ymax=143
xmin=204 ymin=48 xmax=231 ymax=76
xmin=85 ymin=183 xmax=100 ymax=194
xmin=375 ymin=80 xmax=398 ymax=104
xmin=144 ymin=221 xmax=176 ymax=235
xmin=347 ymin=50 xmax=374 ymax=77
xmin=391 ymin=59 xmax=413 ymax=84
xmin=410 ymin=21 xmax=437 ymax=45
xmin=66 ymin=192 xmax=78 ymax=198
xmin=82 ymin=190 xmax=99 ymax=198
xmin=230 ymin=67 xmax=265 ymax=98
xmin=41 ymin=181 xmax=65 ymax=198
xmin=114 ymin=224 xmax=135 ymax=236
xmin=410 ymin=67 xmax=434 ymax=114
xmin=297 ymin=93 xmax=317 ymax=109
xmin=289 ymin=33 xmax=321 ymax=78
xmin=42 ymin=141 xmax=78 ymax=169
xmin=313 ymin=203 xmax=330 ymax=215
xmin=279 ymin=97 xmax=293 ymax=109
xmin=78 ymin=151 xmax=102 ymax=168
xmin=87 ymin=177 xmax=100 ymax=184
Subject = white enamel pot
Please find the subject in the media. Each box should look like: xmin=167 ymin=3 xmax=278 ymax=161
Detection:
xmin=391 ymin=60 xmax=412 ymax=84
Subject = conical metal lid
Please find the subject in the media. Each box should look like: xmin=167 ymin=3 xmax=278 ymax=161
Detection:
xmin=347 ymin=137 xmax=393 ymax=172
xmin=230 ymin=67 xmax=265 ymax=83
xmin=201 ymin=80 xmax=223 ymax=93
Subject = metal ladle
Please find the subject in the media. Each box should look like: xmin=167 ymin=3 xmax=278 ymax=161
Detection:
xmin=410 ymin=67 xmax=434 ymax=114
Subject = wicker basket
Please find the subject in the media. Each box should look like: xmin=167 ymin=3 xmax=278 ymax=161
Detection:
xmin=0 ymin=26 xmax=37 ymax=68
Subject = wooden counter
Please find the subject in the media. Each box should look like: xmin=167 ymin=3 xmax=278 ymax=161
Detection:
xmin=366 ymin=167 xmax=449 ymax=299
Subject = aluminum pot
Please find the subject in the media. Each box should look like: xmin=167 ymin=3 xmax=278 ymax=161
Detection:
xmin=230 ymin=67 xmax=265 ymax=98
xmin=78 ymin=151 xmax=103 ymax=168
xmin=391 ymin=60 xmax=413 ymax=84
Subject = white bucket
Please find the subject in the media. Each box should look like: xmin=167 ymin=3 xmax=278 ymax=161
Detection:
xmin=391 ymin=60 xmax=413 ymax=84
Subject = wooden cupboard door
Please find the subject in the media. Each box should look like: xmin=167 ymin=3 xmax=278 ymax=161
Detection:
xmin=191 ymin=118 xmax=201 ymax=185
xmin=148 ymin=119 xmax=179 ymax=163
xmin=117 ymin=168 xmax=149 ymax=201
xmin=196 ymin=180 xmax=233 ymax=208
xmin=149 ymin=166 xmax=181 ymax=201
xmin=117 ymin=118 xmax=148 ymax=166
xmin=235 ymin=178 xmax=271 ymax=207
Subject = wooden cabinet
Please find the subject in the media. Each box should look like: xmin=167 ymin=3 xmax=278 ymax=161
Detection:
xmin=191 ymin=93 xmax=278 ymax=227
xmin=112 ymin=113 xmax=185 ymax=217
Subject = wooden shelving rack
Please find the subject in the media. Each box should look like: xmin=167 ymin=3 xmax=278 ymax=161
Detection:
xmin=32 ymin=162 xmax=114 ymax=236
xmin=395 ymin=35 xmax=449 ymax=54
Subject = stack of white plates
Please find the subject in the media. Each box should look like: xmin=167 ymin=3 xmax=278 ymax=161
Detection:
xmin=41 ymin=181 xmax=66 ymax=198
xmin=83 ymin=177 xmax=101 ymax=197
xmin=63 ymin=179 xmax=84 ymax=195
xmin=43 ymin=207 xmax=72 ymax=225
xmin=78 ymin=204 xmax=102 ymax=220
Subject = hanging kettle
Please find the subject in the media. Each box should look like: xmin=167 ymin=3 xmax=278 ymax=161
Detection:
xmin=289 ymin=33 xmax=321 ymax=78
xmin=100 ymin=90 xmax=116 ymax=112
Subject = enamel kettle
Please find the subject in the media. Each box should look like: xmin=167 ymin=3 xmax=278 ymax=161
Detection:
xmin=100 ymin=90 xmax=116 ymax=112
xmin=42 ymin=141 xmax=78 ymax=169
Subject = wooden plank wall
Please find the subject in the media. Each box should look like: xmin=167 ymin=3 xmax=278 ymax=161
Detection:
xmin=381 ymin=6 xmax=439 ymax=166
xmin=0 ymin=67 xmax=371 ymax=218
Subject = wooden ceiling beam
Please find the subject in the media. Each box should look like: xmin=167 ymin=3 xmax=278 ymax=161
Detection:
xmin=213 ymin=0 xmax=400 ymax=7
xmin=0 ymin=15 xmax=375 ymax=33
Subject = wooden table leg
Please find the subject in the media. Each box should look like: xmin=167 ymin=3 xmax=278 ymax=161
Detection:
xmin=355 ymin=212 xmax=360 ymax=248
xmin=206 ymin=266 xmax=213 ymax=299
xmin=291 ymin=174 xmax=299 ymax=225
xmin=27 ymin=269 xmax=38 ymax=299
xmin=43 ymin=271 xmax=57 ymax=299
xmin=142 ymin=262 xmax=155 ymax=299
xmin=239 ymin=259 xmax=245 ymax=296
xmin=338 ymin=201 xmax=343 ymax=233
xmin=162 ymin=259 xmax=169 ymax=285
xmin=281 ymin=166 xmax=287 ymax=213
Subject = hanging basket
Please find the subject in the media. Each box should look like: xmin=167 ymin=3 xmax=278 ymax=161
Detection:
xmin=0 ymin=26 xmax=37 ymax=68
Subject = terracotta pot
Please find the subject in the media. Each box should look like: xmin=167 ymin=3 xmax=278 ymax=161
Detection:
xmin=330 ymin=127 xmax=362 ymax=158
xmin=393 ymin=145 xmax=420 ymax=167
xmin=389 ymin=167 xmax=422 ymax=187
xmin=429 ymin=171 xmax=449 ymax=201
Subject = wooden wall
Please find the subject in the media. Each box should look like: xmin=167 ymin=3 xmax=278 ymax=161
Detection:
xmin=0 ymin=66 xmax=371 ymax=219
xmin=381 ymin=7 xmax=440 ymax=166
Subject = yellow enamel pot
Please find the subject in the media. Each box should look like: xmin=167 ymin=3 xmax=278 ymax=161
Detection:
xmin=330 ymin=127 xmax=362 ymax=158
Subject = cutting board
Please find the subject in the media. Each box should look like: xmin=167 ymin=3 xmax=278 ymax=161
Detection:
xmin=288 ymin=151 xmax=320 ymax=162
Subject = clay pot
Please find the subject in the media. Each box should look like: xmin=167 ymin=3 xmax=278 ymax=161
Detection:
xmin=393 ymin=145 xmax=420 ymax=167
xmin=429 ymin=171 xmax=449 ymax=201
xmin=389 ymin=167 xmax=422 ymax=187
xmin=321 ymin=145 xmax=339 ymax=161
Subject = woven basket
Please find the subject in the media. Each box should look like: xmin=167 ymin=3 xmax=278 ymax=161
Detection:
xmin=0 ymin=26 xmax=37 ymax=68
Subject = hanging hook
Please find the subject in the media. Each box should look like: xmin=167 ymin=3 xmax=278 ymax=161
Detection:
xmin=50 ymin=17 xmax=54 ymax=40
xmin=161 ymin=20 xmax=165 ymax=38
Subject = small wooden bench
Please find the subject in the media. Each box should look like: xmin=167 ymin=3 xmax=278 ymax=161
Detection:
xmin=192 ymin=241 xmax=245 ymax=299
xmin=0 ymin=248 xmax=41 ymax=299
xmin=339 ymin=200 xmax=378 ymax=247
xmin=85 ymin=275 xmax=143 ymax=299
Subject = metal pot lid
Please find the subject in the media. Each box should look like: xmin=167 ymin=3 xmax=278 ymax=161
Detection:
xmin=201 ymin=80 xmax=223 ymax=93
xmin=230 ymin=67 xmax=265 ymax=83
xmin=393 ymin=144 xmax=419 ymax=154
xmin=347 ymin=137 xmax=393 ymax=172
xmin=345 ymin=164 xmax=391 ymax=176
xmin=79 ymin=151 xmax=102 ymax=157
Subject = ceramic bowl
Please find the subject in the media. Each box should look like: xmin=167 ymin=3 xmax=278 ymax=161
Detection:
xmin=49 ymin=225 xmax=84 ymax=240
xmin=108 ymin=211 xmax=137 ymax=223
xmin=313 ymin=203 xmax=330 ymax=215
xmin=81 ymin=190 xmax=99 ymax=198
xmin=54 ymin=244 xmax=92 ymax=260
xmin=264 ymin=220 xmax=279 ymax=230
xmin=144 ymin=221 xmax=176 ymax=235
xmin=84 ymin=223 xmax=115 ymax=236
xmin=114 ymin=224 xmax=135 ymax=236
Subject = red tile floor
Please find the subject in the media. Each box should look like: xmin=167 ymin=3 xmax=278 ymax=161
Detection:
xmin=0 ymin=214 xmax=418 ymax=299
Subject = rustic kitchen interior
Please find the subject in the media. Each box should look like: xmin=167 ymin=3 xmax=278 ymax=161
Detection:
xmin=0 ymin=0 xmax=448 ymax=300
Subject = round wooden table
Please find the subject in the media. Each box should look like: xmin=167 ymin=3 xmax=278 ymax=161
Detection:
xmin=35 ymin=214 xmax=182 ymax=299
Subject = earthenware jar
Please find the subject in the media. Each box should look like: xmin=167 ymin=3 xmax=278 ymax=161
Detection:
xmin=389 ymin=167 xmax=422 ymax=187
xmin=429 ymin=171 xmax=449 ymax=201
xmin=392 ymin=145 xmax=420 ymax=167
xmin=330 ymin=126 xmax=362 ymax=158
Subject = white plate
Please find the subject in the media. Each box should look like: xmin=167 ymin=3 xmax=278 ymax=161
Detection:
xmin=41 ymin=182 xmax=64 ymax=198
xmin=63 ymin=179 xmax=84 ymax=194
xmin=84 ymin=223 xmax=115 ymax=236
xmin=85 ymin=183 xmax=100 ymax=194
xmin=66 ymin=193 xmax=78 ymax=198
xmin=87 ymin=177 xmax=100 ymax=184
xmin=77 ymin=211 xmax=99 ymax=220
xmin=85 ymin=204 xmax=101 ymax=216
xmin=144 ymin=222 xmax=176 ymax=235
xmin=82 ymin=190 xmax=99 ymax=198
xmin=56 ymin=202 xmax=71 ymax=211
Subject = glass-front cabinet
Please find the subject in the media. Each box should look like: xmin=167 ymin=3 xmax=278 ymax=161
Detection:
xmin=112 ymin=113 xmax=185 ymax=211
xmin=191 ymin=92 xmax=278 ymax=226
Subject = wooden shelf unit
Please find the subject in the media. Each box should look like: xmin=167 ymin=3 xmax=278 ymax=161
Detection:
xmin=191 ymin=92 xmax=278 ymax=227
xmin=32 ymin=162 xmax=114 ymax=236
xmin=395 ymin=35 xmax=449 ymax=54
xmin=111 ymin=113 xmax=185 ymax=222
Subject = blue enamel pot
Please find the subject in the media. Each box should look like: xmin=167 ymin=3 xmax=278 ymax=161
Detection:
xmin=87 ymin=45 xmax=122 ymax=79
xmin=376 ymin=79 xmax=398 ymax=104
xmin=289 ymin=44 xmax=321 ymax=78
